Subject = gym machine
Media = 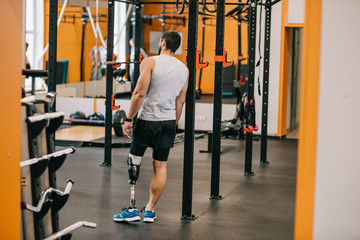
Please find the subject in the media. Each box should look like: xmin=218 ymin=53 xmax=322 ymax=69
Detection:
xmin=20 ymin=93 xmax=96 ymax=240
xmin=20 ymin=0 xmax=97 ymax=237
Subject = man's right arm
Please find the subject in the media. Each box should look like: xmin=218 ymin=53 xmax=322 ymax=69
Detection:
xmin=122 ymin=57 xmax=154 ymax=138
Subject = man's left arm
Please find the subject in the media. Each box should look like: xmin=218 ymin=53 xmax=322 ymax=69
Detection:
xmin=175 ymin=74 xmax=189 ymax=124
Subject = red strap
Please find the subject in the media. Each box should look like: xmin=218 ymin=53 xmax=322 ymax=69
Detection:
xmin=139 ymin=53 xmax=143 ymax=67
xmin=112 ymin=54 xmax=121 ymax=69
xmin=243 ymin=125 xmax=259 ymax=134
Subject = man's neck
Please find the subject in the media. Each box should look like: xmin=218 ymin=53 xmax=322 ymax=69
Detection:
xmin=160 ymin=49 xmax=174 ymax=56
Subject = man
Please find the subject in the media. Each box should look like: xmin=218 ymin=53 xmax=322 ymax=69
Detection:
xmin=98 ymin=36 xmax=107 ymax=79
xmin=113 ymin=31 xmax=188 ymax=223
xmin=25 ymin=42 xmax=30 ymax=70
xmin=88 ymin=45 xmax=98 ymax=80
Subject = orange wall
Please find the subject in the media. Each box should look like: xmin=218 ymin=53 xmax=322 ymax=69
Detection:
xmin=144 ymin=0 xmax=248 ymax=94
xmin=44 ymin=3 xmax=108 ymax=83
xmin=0 ymin=0 xmax=22 ymax=239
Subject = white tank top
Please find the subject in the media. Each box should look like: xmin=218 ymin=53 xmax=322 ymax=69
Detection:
xmin=138 ymin=54 xmax=188 ymax=121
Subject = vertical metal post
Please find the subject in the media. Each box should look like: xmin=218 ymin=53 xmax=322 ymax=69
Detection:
xmin=182 ymin=0 xmax=198 ymax=220
xmin=25 ymin=104 xmax=43 ymax=240
xmin=48 ymin=0 xmax=59 ymax=231
xmin=210 ymin=0 xmax=225 ymax=199
xmin=237 ymin=1 xmax=242 ymax=83
xmin=80 ymin=18 xmax=86 ymax=82
xmin=161 ymin=4 xmax=165 ymax=33
xmin=48 ymin=0 xmax=58 ymax=109
xmin=197 ymin=15 xmax=206 ymax=96
xmin=47 ymin=4 xmax=60 ymax=233
xmin=133 ymin=2 xmax=142 ymax=89
xmin=44 ymin=101 xmax=60 ymax=233
xmin=31 ymin=77 xmax=36 ymax=95
xmin=244 ymin=1 xmax=257 ymax=175
xmin=260 ymin=0 xmax=272 ymax=164
xmin=101 ymin=0 xmax=115 ymax=166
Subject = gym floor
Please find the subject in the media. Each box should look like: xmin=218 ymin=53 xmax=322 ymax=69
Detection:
xmin=55 ymin=135 xmax=297 ymax=240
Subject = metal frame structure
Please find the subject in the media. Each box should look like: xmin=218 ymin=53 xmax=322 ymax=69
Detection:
xmin=46 ymin=0 xmax=281 ymax=219
xmin=133 ymin=1 xmax=142 ymax=87
xmin=102 ymin=0 xmax=142 ymax=166
xmin=48 ymin=0 xmax=58 ymax=103
xmin=237 ymin=1 xmax=243 ymax=86
xmin=102 ymin=0 xmax=115 ymax=166
xmin=260 ymin=0 xmax=272 ymax=164
xmin=114 ymin=0 xmax=249 ymax=6
xmin=103 ymin=0 xmax=280 ymax=217
xmin=48 ymin=1 xmax=61 ymax=232
xmin=181 ymin=0 xmax=199 ymax=220
xmin=244 ymin=0 xmax=257 ymax=175
xmin=142 ymin=6 xmax=186 ymax=34
xmin=244 ymin=0 xmax=280 ymax=172
xmin=210 ymin=0 xmax=226 ymax=199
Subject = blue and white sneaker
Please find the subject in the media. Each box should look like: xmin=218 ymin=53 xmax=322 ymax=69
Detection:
xmin=142 ymin=208 xmax=156 ymax=223
xmin=113 ymin=208 xmax=141 ymax=222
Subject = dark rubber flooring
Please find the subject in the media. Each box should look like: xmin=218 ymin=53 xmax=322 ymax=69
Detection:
xmin=55 ymin=136 xmax=297 ymax=240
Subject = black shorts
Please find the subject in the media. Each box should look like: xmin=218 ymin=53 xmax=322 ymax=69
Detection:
xmin=130 ymin=119 xmax=177 ymax=161
xmin=130 ymin=142 xmax=170 ymax=162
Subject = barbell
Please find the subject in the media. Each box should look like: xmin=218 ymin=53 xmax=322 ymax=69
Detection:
xmin=63 ymin=110 xmax=126 ymax=137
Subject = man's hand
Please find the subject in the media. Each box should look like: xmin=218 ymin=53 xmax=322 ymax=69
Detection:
xmin=123 ymin=121 xmax=133 ymax=139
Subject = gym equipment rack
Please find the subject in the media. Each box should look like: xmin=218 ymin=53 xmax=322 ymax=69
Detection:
xmin=20 ymin=0 xmax=98 ymax=237
xmin=44 ymin=0 xmax=281 ymax=221
xmin=20 ymin=93 xmax=96 ymax=239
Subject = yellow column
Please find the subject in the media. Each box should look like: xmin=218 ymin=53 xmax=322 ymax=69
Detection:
xmin=294 ymin=0 xmax=322 ymax=239
xmin=276 ymin=0 xmax=289 ymax=136
xmin=0 ymin=0 xmax=22 ymax=239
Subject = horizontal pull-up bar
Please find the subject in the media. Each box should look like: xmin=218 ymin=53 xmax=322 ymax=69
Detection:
xmin=114 ymin=0 xmax=248 ymax=6
xmin=22 ymin=69 xmax=48 ymax=77
xmin=104 ymin=61 xmax=141 ymax=65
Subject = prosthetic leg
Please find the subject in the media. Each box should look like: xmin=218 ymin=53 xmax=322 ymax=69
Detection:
xmin=112 ymin=154 xmax=143 ymax=222
xmin=127 ymin=154 xmax=142 ymax=209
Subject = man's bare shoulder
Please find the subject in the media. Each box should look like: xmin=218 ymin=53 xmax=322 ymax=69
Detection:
xmin=141 ymin=57 xmax=155 ymax=70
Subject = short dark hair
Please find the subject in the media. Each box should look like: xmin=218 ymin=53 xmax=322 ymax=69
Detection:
xmin=161 ymin=31 xmax=181 ymax=53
